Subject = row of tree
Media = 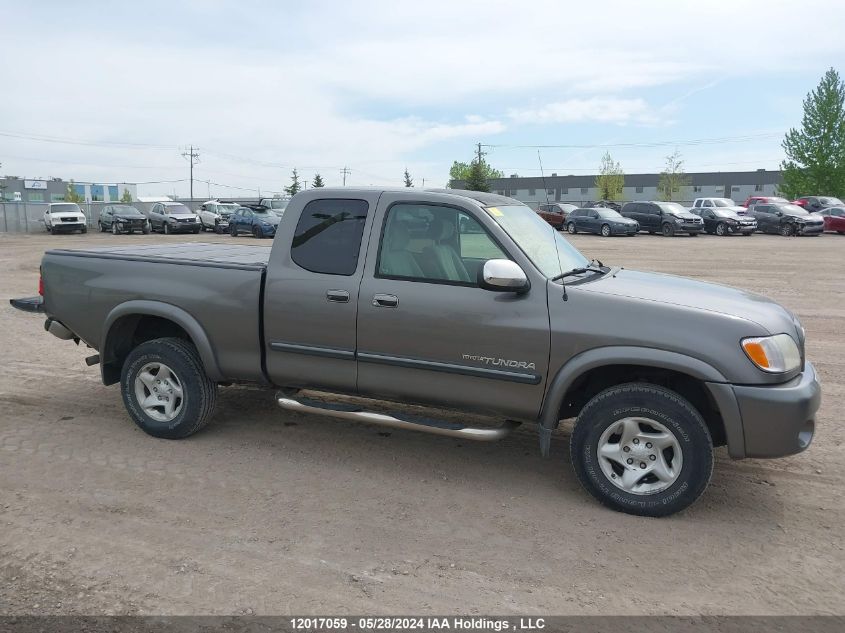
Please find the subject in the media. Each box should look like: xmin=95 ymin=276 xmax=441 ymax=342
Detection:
xmin=451 ymin=67 xmax=845 ymax=201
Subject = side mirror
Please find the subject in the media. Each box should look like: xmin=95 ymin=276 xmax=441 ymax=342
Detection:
xmin=478 ymin=259 xmax=529 ymax=293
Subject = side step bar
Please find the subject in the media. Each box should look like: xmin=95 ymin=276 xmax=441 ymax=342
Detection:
xmin=277 ymin=394 xmax=519 ymax=441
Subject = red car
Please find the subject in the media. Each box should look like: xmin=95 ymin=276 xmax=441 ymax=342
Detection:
xmin=743 ymin=195 xmax=788 ymax=207
xmin=536 ymin=202 xmax=577 ymax=229
xmin=819 ymin=206 xmax=845 ymax=233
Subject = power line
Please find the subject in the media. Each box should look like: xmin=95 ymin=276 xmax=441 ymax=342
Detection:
xmin=0 ymin=130 xmax=177 ymax=150
xmin=482 ymin=132 xmax=781 ymax=150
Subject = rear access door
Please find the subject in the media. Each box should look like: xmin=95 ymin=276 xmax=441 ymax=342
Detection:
xmin=263 ymin=190 xmax=381 ymax=392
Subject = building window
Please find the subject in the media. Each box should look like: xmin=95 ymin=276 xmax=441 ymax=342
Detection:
xmin=91 ymin=184 xmax=104 ymax=202
xmin=497 ymin=191 xmax=504 ymax=196
xmin=561 ymin=188 xmax=568 ymax=194
xmin=693 ymin=186 xmax=702 ymax=192
xmin=731 ymin=186 xmax=740 ymax=192
xmin=108 ymin=185 xmax=119 ymax=201
xmin=580 ymin=187 xmax=588 ymax=194
xmin=528 ymin=188 xmax=535 ymax=196
xmin=73 ymin=184 xmax=86 ymax=200
xmin=635 ymin=186 xmax=643 ymax=193
xmin=754 ymin=184 xmax=763 ymax=192
xmin=28 ymin=192 xmax=45 ymax=202
xmin=50 ymin=194 xmax=65 ymax=202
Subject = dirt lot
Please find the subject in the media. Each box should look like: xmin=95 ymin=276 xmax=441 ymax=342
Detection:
xmin=1 ymin=229 xmax=843 ymax=616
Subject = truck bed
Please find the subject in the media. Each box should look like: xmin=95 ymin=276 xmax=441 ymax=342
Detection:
xmin=46 ymin=243 xmax=270 ymax=270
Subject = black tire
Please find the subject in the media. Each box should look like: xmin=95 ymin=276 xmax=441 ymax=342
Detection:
xmin=142 ymin=225 xmax=150 ymax=235
xmin=715 ymin=222 xmax=727 ymax=236
xmin=570 ymin=383 xmax=713 ymax=517
xmin=252 ymin=225 xmax=262 ymax=239
xmin=230 ymin=223 xmax=238 ymax=237
xmin=600 ymin=224 xmax=611 ymax=237
xmin=566 ymin=223 xmax=577 ymax=234
xmin=98 ymin=222 xmax=105 ymax=233
xmin=780 ymin=223 xmax=793 ymax=237
xmin=662 ymin=222 xmax=675 ymax=237
xmin=81 ymin=226 xmax=87 ymax=234
xmin=120 ymin=337 xmax=217 ymax=440
xmin=193 ymin=228 xmax=201 ymax=234
xmin=647 ymin=230 xmax=655 ymax=235
xmin=50 ymin=226 xmax=58 ymax=235
xmin=112 ymin=222 xmax=119 ymax=235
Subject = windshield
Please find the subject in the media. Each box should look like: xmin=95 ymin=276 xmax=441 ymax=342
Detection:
xmin=820 ymin=197 xmax=844 ymax=206
xmin=712 ymin=198 xmax=736 ymax=207
xmin=163 ymin=204 xmax=191 ymax=215
xmin=596 ymin=209 xmax=623 ymax=219
xmin=485 ymin=205 xmax=588 ymax=278
xmin=112 ymin=205 xmax=142 ymax=216
xmin=50 ymin=204 xmax=81 ymax=213
xmin=219 ymin=203 xmax=239 ymax=213
xmin=269 ymin=199 xmax=289 ymax=210
xmin=657 ymin=202 xmax=688 ymax=215
xmin=775 ymin=204 xmax=808 ymax=215
xmin=712 ymin=209 xmax=736 ymax=218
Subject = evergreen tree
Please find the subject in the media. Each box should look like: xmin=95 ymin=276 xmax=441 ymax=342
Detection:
xmin=780 ymin=67 xmax=845 ymax=199
xmin=594 ymin=152 xmax=625 ymax=201
xmin=284 ymin=169 xmax=301 ymax=196
xmin=448 ymin=159 xmax=503 ymax=187
xmin=311 ymin=173 xmax=325 ymax=188
xmin=403 ymin=168 xmax=413 ymax=187
xmin=464 ymin=160 xmax=491 ymax=192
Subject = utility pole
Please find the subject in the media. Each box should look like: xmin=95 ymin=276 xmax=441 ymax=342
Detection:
xmin=181 ymin=145 xmax=200 ymax=202
xmin=476 ymin=142 xmax=484 ymax=164
xmin=340 ymin=166 xmax=351 ymax=186
xmin=303 ymin=180 xmax=308 ymax=190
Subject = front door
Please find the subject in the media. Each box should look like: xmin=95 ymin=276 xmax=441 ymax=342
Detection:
xmin=356 ymin=193 xmax=551 ymax=420
xmin=264 ymin=192 xmax=380 ymax=392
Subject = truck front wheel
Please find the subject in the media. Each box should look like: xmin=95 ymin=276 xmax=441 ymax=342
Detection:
xmin=570 ymin=383 xmax=713 ymax=517
xmin=120 ymin=337 xmax=217 ymax=439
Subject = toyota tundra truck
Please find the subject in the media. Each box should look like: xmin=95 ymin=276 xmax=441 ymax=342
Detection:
xmin=10 ymin=188 xmax=821 ymax=517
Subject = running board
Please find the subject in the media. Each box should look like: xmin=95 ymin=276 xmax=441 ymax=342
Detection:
xmin=276 ymin=394 xmax=519 ymax=441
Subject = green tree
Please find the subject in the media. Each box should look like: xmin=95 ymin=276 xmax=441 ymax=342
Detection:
xmin=403 ymin=168 xmax=413 ymax=187
xmin=311 ymin=173 xmax=325 ymax=188
xmin=656 ymin=150 xmax=691 ymax=201
xmin=594 ymin=152 xmax=625 ymax=201
xmin=284 ymin=168 xmax=301 ymax=196
xmin=120 ymin=188 xmax=133 ymax=203
xmin=65 ymin=180 xmax=85 ymax=203
xmin=464 ymin=159 xmax=491 ymax=192
xmin=780 ymin=67 xmax=845 ymax=199
xmin=448 ymin=159 xmax=503 ymax=187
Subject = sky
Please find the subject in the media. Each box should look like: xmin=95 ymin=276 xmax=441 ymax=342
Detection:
xmin=1 ymin=0 xmax=844 ymax=198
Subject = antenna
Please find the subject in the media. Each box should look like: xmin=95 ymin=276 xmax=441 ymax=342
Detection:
xmin=538 ymin=150 xmax=568 ymax=301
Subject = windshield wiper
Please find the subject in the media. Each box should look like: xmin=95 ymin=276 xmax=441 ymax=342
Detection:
xmin=551 ymin=261 xmax=606 ymax=282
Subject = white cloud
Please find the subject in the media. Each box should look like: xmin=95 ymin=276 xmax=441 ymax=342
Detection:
xmin=508 ymin=98 xmax=658 ymax=126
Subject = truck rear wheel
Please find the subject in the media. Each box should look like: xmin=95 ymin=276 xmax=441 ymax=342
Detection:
xmin=120 ymin=337 xmax=217 ymax=439
xmin=570 ymin=383 xmax=713 ymax=517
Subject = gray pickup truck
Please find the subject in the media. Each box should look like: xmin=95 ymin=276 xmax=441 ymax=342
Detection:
xmin=11 ymin=188 xmax=821 ymax=517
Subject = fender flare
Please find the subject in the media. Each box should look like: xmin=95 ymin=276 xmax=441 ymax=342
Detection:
xmin=100 ymin=300 xmax=223 ymax=384
xmin=537 ymin=346 xmax=734 ymax=456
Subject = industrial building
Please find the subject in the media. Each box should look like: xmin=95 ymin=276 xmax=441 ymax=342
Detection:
xmin=0 ymin=176 xmax=137 ymax=203
xmin=452 ymin=169 xmax=783 ymax=207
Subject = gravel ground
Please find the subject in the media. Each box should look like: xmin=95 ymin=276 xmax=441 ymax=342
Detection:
xmin=0 ymin=229 xmax=843 ymax=616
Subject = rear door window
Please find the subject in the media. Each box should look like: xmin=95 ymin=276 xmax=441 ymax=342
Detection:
xmin=291 ymin=199 xmax=370 ymax=276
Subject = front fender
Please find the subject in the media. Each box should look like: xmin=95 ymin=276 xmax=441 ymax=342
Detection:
xmin=100 ymin=300 xmax=223 ymax=384
xmin=537 ymin=346 xmax=738 ymax=456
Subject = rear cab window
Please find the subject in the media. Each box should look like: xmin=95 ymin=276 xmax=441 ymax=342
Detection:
xmin=291 ymin=199 xmax=370 ymax=276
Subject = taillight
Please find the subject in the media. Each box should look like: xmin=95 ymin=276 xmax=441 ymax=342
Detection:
xmin=38 ymin=269 xmax=44 ymax=296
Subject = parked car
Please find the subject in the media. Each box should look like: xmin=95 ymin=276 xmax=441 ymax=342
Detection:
xmin=818 ymin=206 xmax=845 ymax=234
xmin=742 ymin=195 xmax=788 ymax=208
xmin=620 ymin=201 xmax=703 ymax=236
xmin=536 ymin=202 xmax=577 ymax=229
xmin=198 ymin=200 xmax=240 ymax=233
xmin=229 ymin=206 xmax=281 ymax=238
xmin=690 ymin=197 xmax=749 ymax=215
xmin=584 ymin=200 xmax=622 ymax=212
xmin=13 ymin=188 xmax=820 ymax=518
xmin=748 ymin=203 xmax=824 ymax=236
xmin=98 ymin=204 xmax=149 ymax=235
xmin=148 ymin=202 xmax=201 ymax=234
xmin=565 ymin=207 xmax=638 ymax=236
xmin=692 ymin=207 xmax=757 ymax=236
xmin=258 ymin=197 xmax=290 ymax=216
xmin=43 ymin=203 xmax=87 ymax=235
xmin=792 ymin=196 xmax=845 ymax=212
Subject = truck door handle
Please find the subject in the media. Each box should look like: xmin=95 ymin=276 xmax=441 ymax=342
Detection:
xmin=372 ymin=294 xmax=398 ymax=308
xmin=326 ymin=290 xmax=350 ymax=303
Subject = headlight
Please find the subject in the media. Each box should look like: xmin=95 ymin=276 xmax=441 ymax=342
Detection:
xmin=741 ymin=334 xmax=801 ymax=373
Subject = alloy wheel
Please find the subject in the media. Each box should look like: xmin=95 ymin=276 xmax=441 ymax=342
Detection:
xmin=134 ymin=362 xmax=184 ymax=422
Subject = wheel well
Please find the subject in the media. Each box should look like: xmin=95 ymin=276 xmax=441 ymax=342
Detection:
xmin=559 ymin=364 xmax=727 ymax=447
xmin=101 ymin=315 xmax=191 ymax=385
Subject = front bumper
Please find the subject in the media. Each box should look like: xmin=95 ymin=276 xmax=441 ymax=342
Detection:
xmin=797 ymin=223 xmax=824 ymax=235
xmin=167 ymin=222 xmax=200 ymax=232
xmin=51 ymin=222 xmax=86 ymax=231
xmin=713 ymin=362 xmax=821 ymax=458
xmin=678 ymin=222 xmax=703 ymax=233
xmin=611 ymin=225 xmax=638 ymax=235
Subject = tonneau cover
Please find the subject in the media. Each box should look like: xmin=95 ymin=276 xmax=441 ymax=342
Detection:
xmin=46 ymin=243 xmax=270 ymax=270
